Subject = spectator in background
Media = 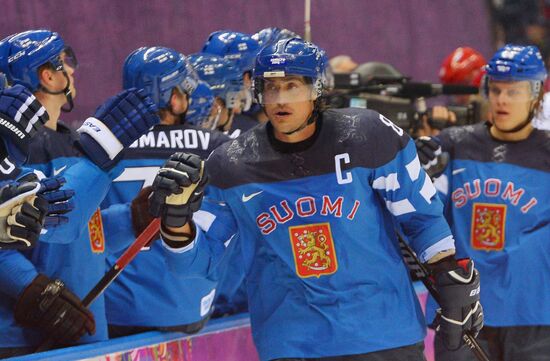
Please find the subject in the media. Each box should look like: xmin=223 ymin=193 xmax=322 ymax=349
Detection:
xmin=329 ymin=55 xmax=358 ymax=74
xmin=418 ymin=47 xmax=489 ymax=137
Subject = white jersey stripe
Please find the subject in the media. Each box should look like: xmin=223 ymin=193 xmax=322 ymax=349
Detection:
xmin=386 ymin=199 xmax=416 ymax=216
xmin=406 ymin=154 xmax=421 ymax=181
xmin=419 ymin=176 xmax=436 ymax=204
xmin=372 ymin=173 xmax=400 ymax=192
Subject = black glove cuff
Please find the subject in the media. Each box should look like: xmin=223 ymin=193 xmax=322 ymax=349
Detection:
xmin=160 ymin=221 xmax=196 ymax=249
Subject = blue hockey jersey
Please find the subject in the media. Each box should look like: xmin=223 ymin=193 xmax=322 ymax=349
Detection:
xmin=102 ymin=123 xmax=231 ymax=328
xmin=0 ymin=123 xmax=123 ymax=347
xmin=200 ymin=108 xmax=455 ymax=360
xmin=426 ymin=122 xmax=550 ymax=327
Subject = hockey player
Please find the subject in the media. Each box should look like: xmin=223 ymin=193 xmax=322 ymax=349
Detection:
xmin=101 ymin=46 xmax=230 ymax=337
xmin=186 ymin=80 xmax=215 ymax=126
xmin=252 ymin=27 xmax=300 ymax=50
xmin=417 ymin=44 xmax=550 ymax=361
xmin=149 ymin=38 xmax=483 ymax=360
xmin=188 ymin=53 xmax=245 ymax=136
xmin=0 ymin=29 xmax=160 ymax=356
xmin=202 ymin=30 xmax=261 ymax=136
xmin=0 ymin=83 xmax=52 ymax=250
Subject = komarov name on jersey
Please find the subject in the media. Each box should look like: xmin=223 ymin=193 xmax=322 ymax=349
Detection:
xmin=129 ymin=128 xmax=212 ymax=150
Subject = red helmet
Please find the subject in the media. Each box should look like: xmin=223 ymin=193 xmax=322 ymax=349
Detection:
xmin=439 ymin=47 xmax=486 ymax=87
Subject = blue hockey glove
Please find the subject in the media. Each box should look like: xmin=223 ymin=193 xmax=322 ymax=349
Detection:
xmin=77 ymin=88 xmax=160 ymax=170
xmin=17 ymin=174 xmax=75 ymax=228
xmin=0 ymin=84 xmax=49 ymax=164
xmin=429 ymin=257 xmax=484 ymax=350
xmin=0 ymin=179 xmax=48 ymax=250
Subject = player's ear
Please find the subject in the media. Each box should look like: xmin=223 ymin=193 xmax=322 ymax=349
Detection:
xmin=169 ymin=89 xmax=179 ymax=109
xmin=37 ymin=65 xmax=55 ymax=89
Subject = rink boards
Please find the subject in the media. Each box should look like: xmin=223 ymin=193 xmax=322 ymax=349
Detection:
xmin=10 ymin=283 xmax=434 ymax=361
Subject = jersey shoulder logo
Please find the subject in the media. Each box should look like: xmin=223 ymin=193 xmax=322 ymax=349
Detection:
xmin=88 ymin=208 xmax=105 ymax=254
xmin=471 ymin=203 xmax=506 ymax=251
xmin=289 ymin=223 xmax=338 ymax=278
xmin=242 ymin=191 xmax=263 ymax=202
xmin=53 ymin=165 xmax=67 ymax=176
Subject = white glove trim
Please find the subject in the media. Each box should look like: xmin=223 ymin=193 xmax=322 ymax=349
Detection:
xmin=77 ymin=117 xmax=124 ymax=160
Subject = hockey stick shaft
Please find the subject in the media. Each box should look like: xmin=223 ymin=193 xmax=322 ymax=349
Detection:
xmin=83 ymin=217 xmax=161 ymax=306
xmin=398 ymin=237 xmax=490 ymax=361
xmin=36 ymin=218 xmax=161 ymax=353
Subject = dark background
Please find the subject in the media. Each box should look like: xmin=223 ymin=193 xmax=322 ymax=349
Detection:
xmin=0 ymin=0 xmax=492 ymax=123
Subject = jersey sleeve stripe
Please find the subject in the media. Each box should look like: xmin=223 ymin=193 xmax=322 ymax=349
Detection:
xmin=372 ymin=173 xmax=400 ymax=192
xmin=405 ymin=154 xmax=421 ymax=181
xmin=385 ymin=199 xmax=416 ymax=216
xmin=419 ymin=176 xmax=437 ymax=204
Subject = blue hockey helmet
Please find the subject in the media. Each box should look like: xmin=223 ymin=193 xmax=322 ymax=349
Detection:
xmin=186 ymin=80 xmax=214 ymax=126
xmin=253 ymin=38 xmax=329 ymax=104
xmin=123 ymin=47 xmax=198 ymax=109
xmin=486 ymin=44 xmax=547 ymax=82
xmin=0 ymin=30 xmax=76 ymax=91
xmin=252 ymin=27 xmax=300 ymax=49
xmin=188 ymin=52 xmax=244 ymax=109
xmin=202 ymin=31 xmax=260 ymax=74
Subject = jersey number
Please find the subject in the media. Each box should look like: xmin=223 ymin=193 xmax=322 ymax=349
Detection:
xmin=378 ymin=114 xmax=404 ymax=136
xmin=113 ymin=166 xmax=160 ymax=189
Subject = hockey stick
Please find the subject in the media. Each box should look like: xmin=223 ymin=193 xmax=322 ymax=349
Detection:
xmin=35 ymin=218 xmax=161 ymax=352
xmin=398 ymin=236 xmax=491 ymax=361
xmin=304 ymin=0 xmax=312 ymax=41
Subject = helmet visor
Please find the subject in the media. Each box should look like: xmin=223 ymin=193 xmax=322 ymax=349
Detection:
xmin=487 ymin=80 xmax=537 ymax=102
xmin=258 ymin=76 xmax=317 ymax=104
xmin=61 ymin=46 xmax=78 ymax=70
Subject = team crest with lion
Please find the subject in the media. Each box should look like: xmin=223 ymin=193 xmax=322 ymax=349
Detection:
xmin=289 ymin=223 xmax=338 ymax=278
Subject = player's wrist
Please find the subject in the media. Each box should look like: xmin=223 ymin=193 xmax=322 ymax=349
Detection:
xmin=160 ymin=220 xmax=196 ymax=248
xmin=426 ymin=249 xmax=456 ymax=264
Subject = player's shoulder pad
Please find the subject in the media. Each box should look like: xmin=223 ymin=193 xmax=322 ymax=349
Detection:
xmin=438 ymin=122 xmax=487 ymax=154
xmin=323 ymin=108 xmax=411 ymax=168
xmin=206 ymin=124 xmax=267 ymax=188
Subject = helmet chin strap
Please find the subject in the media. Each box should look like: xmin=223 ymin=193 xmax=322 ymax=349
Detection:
xmin=282 ymin=110 xmax=315 ymax=135
xmin=40 ymin=70 xmax=74 ymax=112
xmin=281 ymin=97 xmax=321 ymax=135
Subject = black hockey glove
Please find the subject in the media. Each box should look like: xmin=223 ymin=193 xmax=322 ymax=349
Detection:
xmin=414 ymin=136 xmax=448 ymax=178
xmin=429 ymin=257 xmax=483 ymax=351
xmin=14 ymin=274 xmax=95 ymax=346
xmin=0 ymin=180 xmax=48 ymax=250
xmin=149 ymin=152 xmax=208 ymax=228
